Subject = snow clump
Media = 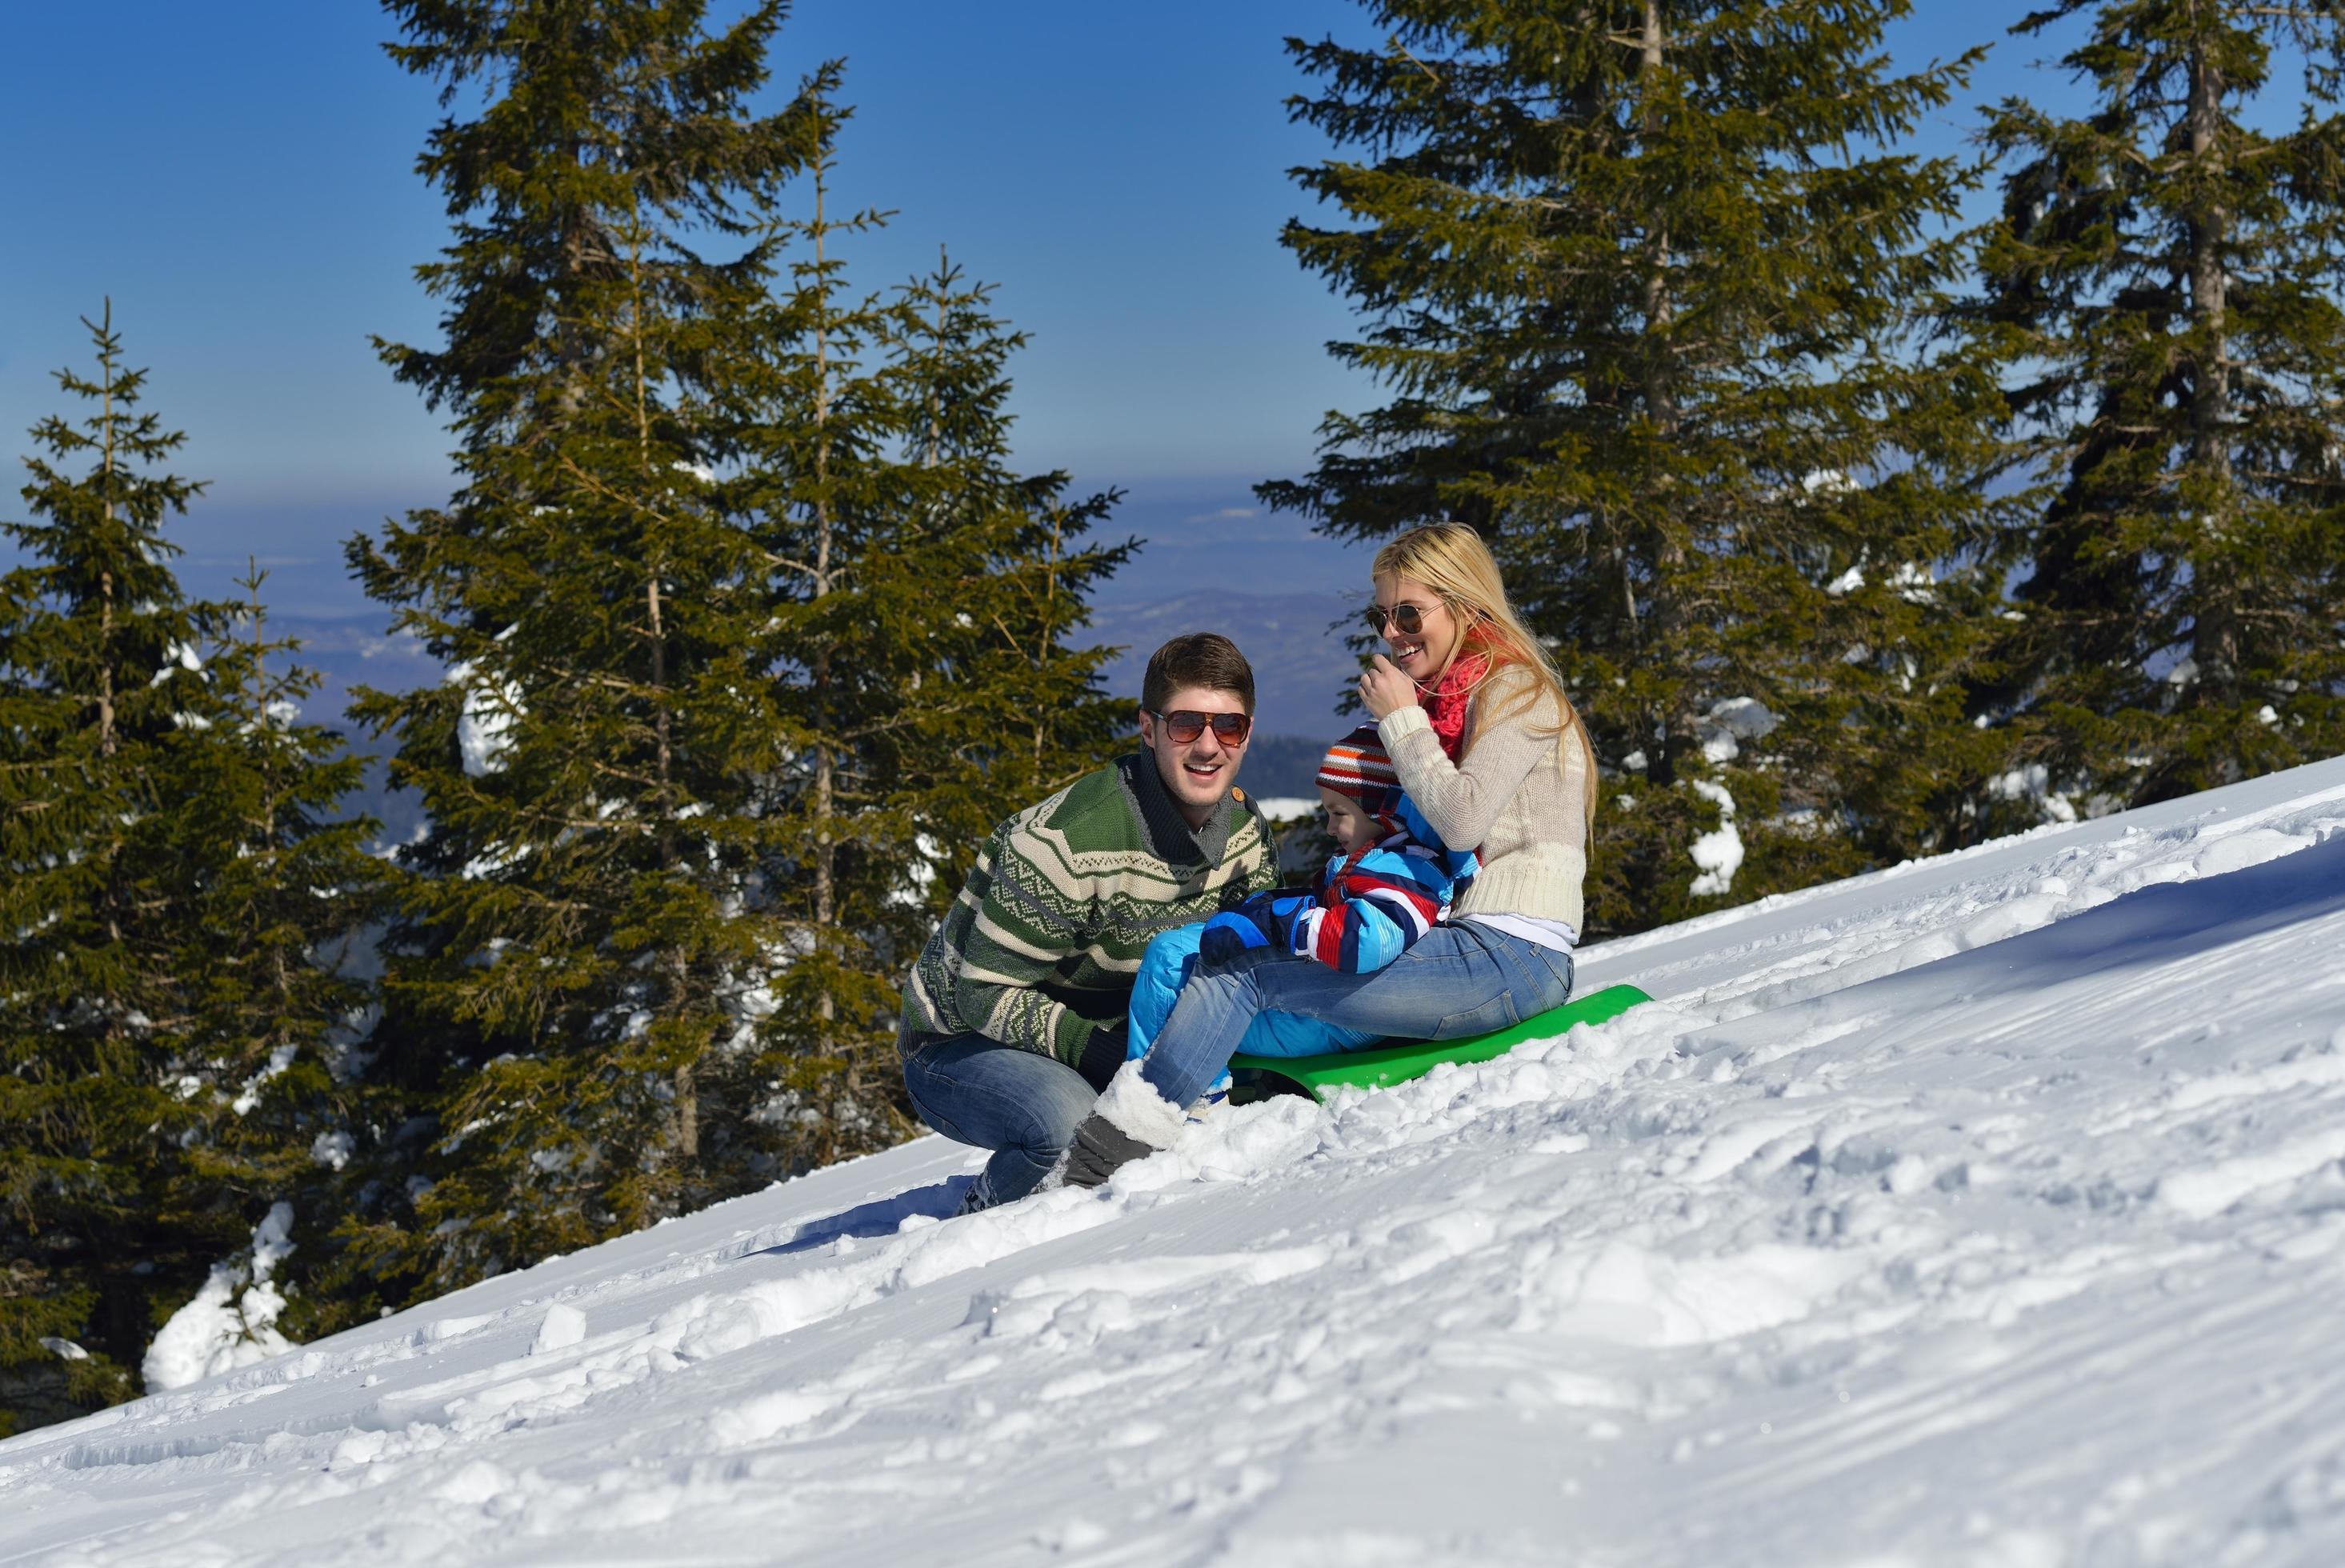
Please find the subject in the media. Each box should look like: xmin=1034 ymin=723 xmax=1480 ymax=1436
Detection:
xmin=1687 ymin=778 xmax=1743 ymax=897
xmin=1988 ymin=763 xmax=2079 ymax=825
xmin=1697 ymin=697 xmax=1778 ymax=764
xmin=142 ymin=1203 xmax=298 ymax=1392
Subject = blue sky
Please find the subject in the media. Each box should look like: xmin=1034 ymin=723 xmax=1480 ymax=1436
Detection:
xmin=2 ymin=2 xmax=2084 ymax=615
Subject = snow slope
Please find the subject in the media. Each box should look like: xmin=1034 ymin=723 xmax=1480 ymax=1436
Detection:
xmin=7 ymin=758 xmax=2345 ymax=1566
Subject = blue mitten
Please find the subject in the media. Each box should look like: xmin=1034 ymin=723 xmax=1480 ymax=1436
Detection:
xmin=1197 ymin=910 xmax=1275 ymax=971
xmin=1199 ymin=890 xmax=1316 ymax=972
xmin=1241 ymin=890 xmax=1316 ymax=946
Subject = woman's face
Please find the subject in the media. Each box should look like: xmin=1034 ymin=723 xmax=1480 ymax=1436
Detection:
xmin=1372 ymin=572 xmax=1466 ymax=684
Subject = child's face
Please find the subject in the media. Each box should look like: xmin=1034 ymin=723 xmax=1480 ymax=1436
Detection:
xmin=1319 ymin=787 xmax=1383 ymax=854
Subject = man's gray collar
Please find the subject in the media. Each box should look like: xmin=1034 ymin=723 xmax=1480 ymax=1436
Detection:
xmin=1118 ymin=752 xmax=1243 ymax=866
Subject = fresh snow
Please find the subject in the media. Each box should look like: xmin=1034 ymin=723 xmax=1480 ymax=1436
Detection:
xmin=7 ymin=758 xmax=2345 ymax=1563
xmin=448 ymin=634 xmax=522 ymax=778
xmin=1687 ymin=778 xmax=1743 ymax=898
xmin=1695 ymin=694 xmax=1777 ymax=763
xmin=1990 ymin=762 xmax=2081 ymax=825
xmin=138 ymin=1204 xmax=298 ymax=1395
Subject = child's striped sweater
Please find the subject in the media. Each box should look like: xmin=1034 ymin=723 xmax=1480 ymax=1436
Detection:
xmin=1290 ymin=802 xmax=1478 ymax=973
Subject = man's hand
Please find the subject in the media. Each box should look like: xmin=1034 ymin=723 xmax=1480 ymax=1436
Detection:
xmin=1077 ymin=1018 xmax=1130 ymax=1090
xmin=1359 ymin=654 xmax=1418 ymax=720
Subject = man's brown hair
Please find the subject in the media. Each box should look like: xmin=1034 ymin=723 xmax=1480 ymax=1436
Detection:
xmin=1142 ymin=632 xmax=1255 ymax=714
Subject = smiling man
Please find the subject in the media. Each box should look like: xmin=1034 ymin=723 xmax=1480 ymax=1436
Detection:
xmin=896 ymin=634 xmax=1279 ymax=1211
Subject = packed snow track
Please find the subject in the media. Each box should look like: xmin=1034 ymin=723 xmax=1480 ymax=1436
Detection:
xmin=6 ymin=758 xmax=2345 ymax=1565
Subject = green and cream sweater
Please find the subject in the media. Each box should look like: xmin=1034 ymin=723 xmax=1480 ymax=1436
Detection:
xmin=898 ymin=753 xmax=1278 ymax=1066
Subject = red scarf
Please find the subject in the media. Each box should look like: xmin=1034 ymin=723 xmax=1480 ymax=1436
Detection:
xmin=1420 ymin=652 xmax=1491 ymax=762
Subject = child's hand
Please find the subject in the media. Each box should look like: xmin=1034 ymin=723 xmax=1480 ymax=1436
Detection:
xmin=1199 ymin=892 xmax=1314 ymax=971
xmin=1198 ymin=911 xmax=1275 ymax=972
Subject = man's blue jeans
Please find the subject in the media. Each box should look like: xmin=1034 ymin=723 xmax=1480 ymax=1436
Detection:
xmin=899 ymin=1034 xmax=1102 ymax=1210
xmin=1137 ymin=921 xmax=1575 ymax=1110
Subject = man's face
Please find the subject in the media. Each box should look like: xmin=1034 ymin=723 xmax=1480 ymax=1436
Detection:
xmin=1139 ymin=685 xmax=1251 ymax=823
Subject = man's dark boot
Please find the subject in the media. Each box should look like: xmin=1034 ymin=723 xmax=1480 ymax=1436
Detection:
xmin=1054 ymin=1060 xmax=1187 ymax=1190
xmin=1059 ymin=1113 xmax=1154 ymax=1190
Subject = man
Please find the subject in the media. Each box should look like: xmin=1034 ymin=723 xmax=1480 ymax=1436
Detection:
xmin=898 ymin=633 xmax=1278 ymax=1212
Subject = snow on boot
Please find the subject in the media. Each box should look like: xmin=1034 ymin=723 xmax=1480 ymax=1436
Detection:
xmin=1187 ymin=1077 xmax=1230 ymax=1122
xmin=1061 ymin=1060 xmax=1188 ymax=1189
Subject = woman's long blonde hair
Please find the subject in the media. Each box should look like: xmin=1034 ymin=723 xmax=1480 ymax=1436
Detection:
xmin=1373 ymin=522 xmax=1599 ymax=828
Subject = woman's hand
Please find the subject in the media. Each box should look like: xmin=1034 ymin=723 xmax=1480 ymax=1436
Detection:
xmin=1359 ymin=654 xmax=1418 ymax=721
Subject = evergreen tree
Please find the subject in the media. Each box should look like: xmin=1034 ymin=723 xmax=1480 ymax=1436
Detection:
xmin=0 ymin=314 xmax=371 ymax=1434
xmin=177 ymin=564 xmax=385 ymax=1346
xmin=1265 ymin=1 xmax=2020 ymax=934
xmin=1967 ymin=1 xmax=2345 ymax=814
xmin=719 ymin=145 xmax=1135 ymax=1167
xmin=343 ymin=0 xmax=827 ymax=1301
xmin=717 ymin=120 xmax=924 ymax=1165
xmin=0 ymin=306 xmax=210 ymax=1431
xmin=886 ymin=250 xmax=1135 ymax=894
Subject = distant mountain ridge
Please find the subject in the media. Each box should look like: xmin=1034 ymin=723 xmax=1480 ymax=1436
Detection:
xmin=275 ymin=590 xmax=1359 ymax=734
xmin=274 ymin=588 xmax=1362 ymax=832
xmin=1092 ymin=589 xmax=1359 ymax=738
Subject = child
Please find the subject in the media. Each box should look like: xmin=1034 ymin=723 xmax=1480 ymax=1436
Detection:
xmin=1123 ymin=724 xmax=1478 ymax=1078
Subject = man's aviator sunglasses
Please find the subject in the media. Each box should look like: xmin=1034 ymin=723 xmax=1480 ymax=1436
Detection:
xmin=1146 ymin=708 xmax=1253 ymax=746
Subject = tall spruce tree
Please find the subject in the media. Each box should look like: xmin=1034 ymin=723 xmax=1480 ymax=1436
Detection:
xmin=0 ymin=307 xmax=211 ymax=1430
xmin=348 ymin=4 xmax=1136 ymax=1302
xmin=1265 ymin=1 xmax=2020 ymax=933
xmin=886 ymin=250 xmax=1135 ymax=890
xmin=176 ymin=565 xmax=385 ymax=1346
xmin=0 ymin=314 xmax=371 ymax=1434
xmin=719 ymin=120 xmax=923 ymax=1163
xmin=343 ymin=0 xmax=829 ymax=1301
xmin=1967 ymin=1 xmax=2345 ymax=814
xmin=722 ymin=141 xmax=1135 ymax=1166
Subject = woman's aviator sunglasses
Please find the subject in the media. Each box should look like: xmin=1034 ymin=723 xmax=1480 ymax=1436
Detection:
xmin=1146 ymin=708 xmax=1253 ymax=746
xmin=1363 ymin=599 xmax=1442 ymax=636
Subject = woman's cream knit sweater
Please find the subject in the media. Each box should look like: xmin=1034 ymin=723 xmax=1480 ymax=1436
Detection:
xmin=1376 ymin=662 xmax=1593 ymax=934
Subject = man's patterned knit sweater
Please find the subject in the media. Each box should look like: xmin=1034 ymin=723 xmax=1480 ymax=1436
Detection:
xmin=898 ymin=752 xmax=1278 ymax=1067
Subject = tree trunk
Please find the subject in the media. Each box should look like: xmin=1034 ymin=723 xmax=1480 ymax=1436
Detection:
xmin=98 ymin=315 xmax=118 ymax=761
xmin=810 ymin=164 xmax=838 ymax=1048
xmin=1635 ymin=0 xmax=1697 ymax=786
xmin=2184 ymin=32 xmax=2238 ymax=701
xmin=628 ymin=217 xmax=695 ymax=1166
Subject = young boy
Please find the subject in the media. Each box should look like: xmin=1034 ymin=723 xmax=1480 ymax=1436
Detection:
xmin=1122 ymin=724 xmax=1478 ymax=1077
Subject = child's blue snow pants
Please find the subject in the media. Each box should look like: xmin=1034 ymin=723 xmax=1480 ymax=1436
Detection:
xmin=1126 ymin=923 xmax=1379 ymax=1064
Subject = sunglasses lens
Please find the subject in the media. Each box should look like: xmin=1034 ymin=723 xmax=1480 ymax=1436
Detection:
xmin=1158 ymin=710 xmax=1250 ymax=745
xmin=1367 ymin=604 xmax=1425 ymax=635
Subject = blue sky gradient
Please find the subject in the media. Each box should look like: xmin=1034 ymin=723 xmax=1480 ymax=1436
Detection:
xmin=3 ymin=2 xmax=2086 ymax=615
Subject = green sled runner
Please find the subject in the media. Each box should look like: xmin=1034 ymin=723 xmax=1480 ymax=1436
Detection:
xmin=1227 ymin=982 xmax=1652 ymax=1104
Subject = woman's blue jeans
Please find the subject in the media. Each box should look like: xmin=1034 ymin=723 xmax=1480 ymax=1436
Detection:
xmin=1137 ymin=921 xmax=1575 ymax=1110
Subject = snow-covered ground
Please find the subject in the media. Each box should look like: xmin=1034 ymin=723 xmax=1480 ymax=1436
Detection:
xmin=8 ymin=759 xmax=2345 ymax=1566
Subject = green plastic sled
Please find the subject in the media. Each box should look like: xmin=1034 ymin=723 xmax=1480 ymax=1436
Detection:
xmin=1227 ymin=982 xmax=1652 ymax=1104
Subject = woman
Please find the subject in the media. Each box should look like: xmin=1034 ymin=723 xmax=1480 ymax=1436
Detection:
xmin=1055 ymin=522 xmax=1599 ymax=1186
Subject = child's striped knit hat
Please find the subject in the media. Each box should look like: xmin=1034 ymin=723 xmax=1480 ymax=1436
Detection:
xmin=1316 ymin=723 xmax=1403 ymax=818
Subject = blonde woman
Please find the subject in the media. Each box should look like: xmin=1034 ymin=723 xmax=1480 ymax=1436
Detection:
xmin=1057 ymin=523 xmax=1599 ymax=1188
